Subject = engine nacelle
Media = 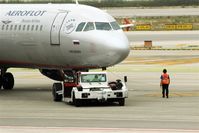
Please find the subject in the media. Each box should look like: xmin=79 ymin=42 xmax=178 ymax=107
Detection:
xmin=39 ymin=69 xmax=64 ymax=81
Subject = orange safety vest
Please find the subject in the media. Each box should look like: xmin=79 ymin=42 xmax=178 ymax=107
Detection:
xmin=161 ymin=73 xmax=170 ymax=85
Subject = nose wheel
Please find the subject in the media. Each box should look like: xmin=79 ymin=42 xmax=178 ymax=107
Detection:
xmin=0 ymin=69 xmax=15 ymax=90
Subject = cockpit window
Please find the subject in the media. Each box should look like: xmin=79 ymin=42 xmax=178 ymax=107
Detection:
xmin=76 ymin=22 xmax=86 ymax=32
xmin=75 ymin=22 xmax=120 ymax=32
xmin=95 ymin=22 xmax=112 ymax=31
xmin=83 ymin=22 xmax=95 ymax=31
xmin=110 ymin=21 xmax=121 ymax=30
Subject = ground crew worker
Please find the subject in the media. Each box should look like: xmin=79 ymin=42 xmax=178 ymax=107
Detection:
xmin=160 ymin=69 xmax=170 ymax=98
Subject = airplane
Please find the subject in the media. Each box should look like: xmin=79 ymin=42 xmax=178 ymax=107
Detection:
xmin=0 ymin=3 xmax=130 ymax=99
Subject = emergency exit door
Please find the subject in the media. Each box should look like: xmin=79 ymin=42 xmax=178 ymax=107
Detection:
xmin=50 ymin=12 xmax=68 ymax=45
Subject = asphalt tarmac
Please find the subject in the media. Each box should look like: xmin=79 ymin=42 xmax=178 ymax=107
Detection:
xmin=125 ymin=31 xmax=199 ymax=48
xmin=0 ymin=50 xmax=199 ymax=133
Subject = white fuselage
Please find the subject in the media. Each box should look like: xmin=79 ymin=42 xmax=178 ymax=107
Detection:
xmin=0 ymin=4 xmax=130 ymax=70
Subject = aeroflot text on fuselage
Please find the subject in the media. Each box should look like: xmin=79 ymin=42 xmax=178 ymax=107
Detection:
xmin=6 ymin=10 xmax=47 ymax=16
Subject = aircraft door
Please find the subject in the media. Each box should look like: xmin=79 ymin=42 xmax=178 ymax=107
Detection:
xmin=50 ymin=12 xmax=68 ymax=45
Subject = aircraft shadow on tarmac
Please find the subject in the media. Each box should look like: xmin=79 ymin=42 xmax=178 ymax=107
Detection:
xmin=0 ymin=88 xmax=122 ymax=107
xmin=66 ymin=100 xmax=121 ymax=107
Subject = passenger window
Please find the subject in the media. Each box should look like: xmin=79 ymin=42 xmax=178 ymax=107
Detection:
xmin=23 ymin=25 xmax=26 ymax=31
xmin=14 ymin=25 xmax=17 ymax=31
xmin=35 ymin=25 xmax=39 ymax=31
xmin=84 ymin=22 xmax=94 ymax=31
xmin=76 ymin=22 xmax=86 ymax=32
xmin=19 ymin=25 xmax=21 ymax=31
xmin=110 ymin=21 xmax=121 ymax=30
xmin=40 ymin=25 xmax=43 ymax=31
xmin=10 ymin=25 xmax=13 ymax=30
xmin=95 ymin=22 xmax=112 ymax=31
xmin=6 ymin=25 xmax=9 ymax=30
xmin=27 ymin=25 xmax=30 ymax=31
xmin=31 ymin=25 xmax=34 ymax=31
xmin=2 ymin=25 xmax=5 ymax=30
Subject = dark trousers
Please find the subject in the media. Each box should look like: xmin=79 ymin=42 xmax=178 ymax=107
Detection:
xmin=162 ymin=84 xmax=169 ymax=97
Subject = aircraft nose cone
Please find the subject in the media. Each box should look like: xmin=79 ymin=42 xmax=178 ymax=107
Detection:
xmin=103 ymin=32 xmax=130 ymax=66
xmin=85 ymin=31 xmax=130 ymax=67
xmin=113 ymin=37 xmax=130 ymax=63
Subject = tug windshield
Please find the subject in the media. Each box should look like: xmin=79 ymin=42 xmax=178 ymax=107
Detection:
xmin=81 ymin=74 xmax=107 ymax=83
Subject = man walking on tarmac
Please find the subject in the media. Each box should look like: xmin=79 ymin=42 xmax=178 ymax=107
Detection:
xmin=160 ymin=69 xmax=170 ymax=98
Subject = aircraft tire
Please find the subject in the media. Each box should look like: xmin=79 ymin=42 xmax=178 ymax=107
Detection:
xmin=2 ymin=72 xmax=14 ymax=90
xmin=118 ymin=98 xmax=125 ymax=106
xmin=52 ymin=83 xmax=62 ymax=102
xmin=0 ymin=76 xmax=3 ymax=89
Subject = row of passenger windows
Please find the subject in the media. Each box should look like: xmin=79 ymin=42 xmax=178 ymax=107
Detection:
xmin=0 ymin=24 xmax=43 ymax=32
xmin=76 ymin=21 xmax=121 ymax=32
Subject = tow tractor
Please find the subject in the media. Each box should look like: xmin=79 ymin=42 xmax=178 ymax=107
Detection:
xmin=52 ymin=71 xmax=128 ymax=106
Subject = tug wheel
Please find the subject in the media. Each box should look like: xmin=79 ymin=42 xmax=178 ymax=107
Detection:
xmin=52 ymin=83 xmax=62 ymax=102
xmin=118 ymin=98 xmax=125 ymax=106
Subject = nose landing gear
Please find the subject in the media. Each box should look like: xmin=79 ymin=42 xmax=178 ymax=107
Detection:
xmin=0 ymin=69 xmax=14 ymax=90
